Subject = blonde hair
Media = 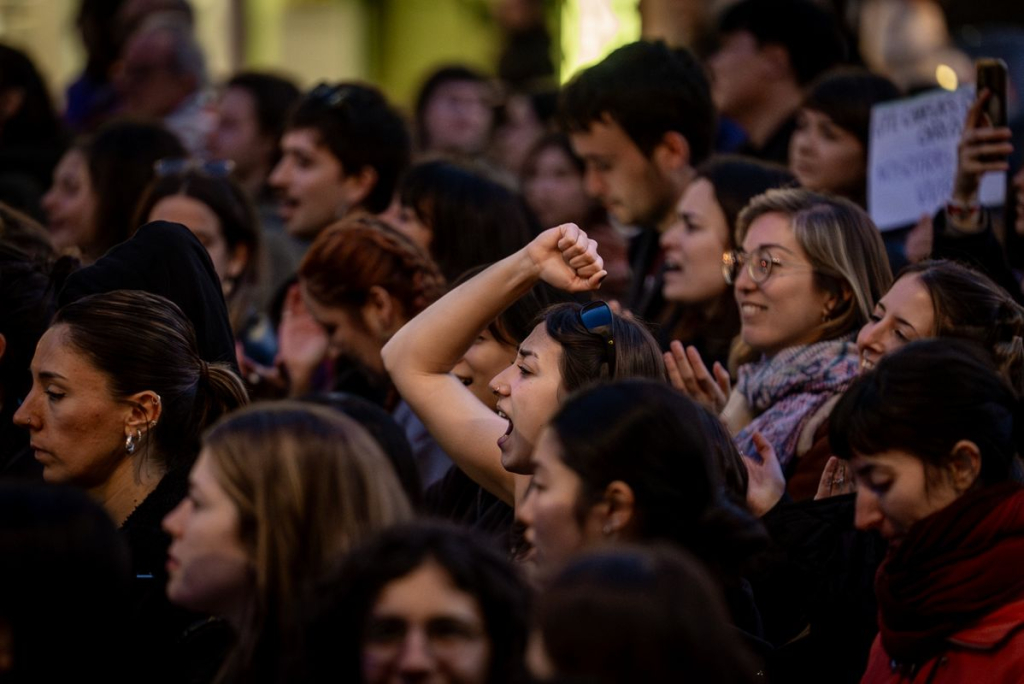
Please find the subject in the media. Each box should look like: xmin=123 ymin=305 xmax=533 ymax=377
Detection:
xmin=203 ymin=401 xmax=413 ymax=682
xmin=731 ymin=188 xmax=892 ymax=367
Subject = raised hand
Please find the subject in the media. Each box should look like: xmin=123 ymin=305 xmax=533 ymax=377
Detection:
xmin=743 ymin=432 xmax=786 ymax=517
xmin=814 ymin=456 xmax=856 ymax=500
xmin=276 ymin=283 xmax=329 ymax=396
xmin=664 ymin=341 xmax=730 ymax=414
xmin=525 ymin=223 xmax=607 ymax=292
xmin=953 ymin=90 xmax=1014 ymax=204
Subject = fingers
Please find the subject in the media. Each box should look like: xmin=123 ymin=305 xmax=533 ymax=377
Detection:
xmin=712 ymin=361 xmax=731 ymax=397
xmin=685 ymin=345 xmax=721 ymax=398
xmin=664 ymin=346 xmax=685 ymax=392
xmin=668 ymin=340 xmax=700 ymax=396
xmin=815 ymin=456 xmax=854 ymax=500
xmin=752 ymin=432 xmax=777 ymax=467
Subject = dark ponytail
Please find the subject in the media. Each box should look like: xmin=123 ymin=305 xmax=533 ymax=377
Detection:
xmin=54 ymin=290 xmax=248 ymax=471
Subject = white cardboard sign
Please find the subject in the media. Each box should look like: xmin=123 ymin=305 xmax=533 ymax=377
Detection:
xmin=868 ymin=87 xmax=1006 ymax=231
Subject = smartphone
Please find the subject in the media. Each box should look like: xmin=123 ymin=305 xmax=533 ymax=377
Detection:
xmin=976 ymin=58 xmax=1008 ymax=128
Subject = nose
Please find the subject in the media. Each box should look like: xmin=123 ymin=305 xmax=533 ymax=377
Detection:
xmin=268 ymin=157 xmax=290 ymax=189
xmin=162 ymin=498 xmax=188 ymax=537
xmin=854 ymin=488 xmax=884 ymax=531
xmin=733 ymin=257 xmax=757 ymax=293
xmin=856 ymin=319 xmax=886 ymax=356
xmin=583 ymin=166 xmax=604 ymax=200
xmin=516 ymin=479 xmax=537 ymax=528
xmin=660 ymin=223 xmax=681 ymax=250
xmin=489 ymin=365 xmax=513 ymax=397
xmin=13 ymin=389 xmax=38 ymax=429
xmin=396 ymin=629 xmax=435 ymax=675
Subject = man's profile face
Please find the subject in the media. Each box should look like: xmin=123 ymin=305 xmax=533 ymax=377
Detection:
xmin=570 ymin=118 xmax=677 ymax=229
xmin=269 ymin=128 xmax=352 ymax=240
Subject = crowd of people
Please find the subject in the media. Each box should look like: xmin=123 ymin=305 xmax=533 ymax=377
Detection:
xmin=2 ymin=0 xmax=1024 ymax=682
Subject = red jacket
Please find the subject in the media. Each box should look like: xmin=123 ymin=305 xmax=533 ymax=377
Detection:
xmin=862 ymin=597 xmax=1024 ymax=683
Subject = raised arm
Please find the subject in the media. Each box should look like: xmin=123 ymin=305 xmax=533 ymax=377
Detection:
xmin=382 ymin=223 xmax=606 ymax=504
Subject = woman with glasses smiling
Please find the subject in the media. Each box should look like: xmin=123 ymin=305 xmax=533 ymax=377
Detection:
xmin=675 ymin=188 xmax=891 ymax=499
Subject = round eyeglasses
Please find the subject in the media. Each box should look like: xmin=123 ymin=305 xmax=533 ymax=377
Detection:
xmin=721 ymin=248 xmax=813 ymax=285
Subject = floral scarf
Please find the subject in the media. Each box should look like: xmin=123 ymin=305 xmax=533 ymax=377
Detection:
xmin=734 ymin=337 xmax=859 ymax=467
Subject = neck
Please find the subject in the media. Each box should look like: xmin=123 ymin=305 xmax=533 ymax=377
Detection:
xmin=92 ymin=452 xmax=166 ymax=527
xmin=655 ymin=165 xmax=696 ymax=233
xmin=734 ymin=83 xmax=803 ymax=150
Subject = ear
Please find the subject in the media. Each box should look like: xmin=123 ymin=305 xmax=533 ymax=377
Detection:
xmin=361 ymin=285 xmax=398 ymax=339
xmin=651 ymin=130 xmax=691 ymax=174
xmin=948 ymin=440 xmax=982 ymax=494
xmin=0 ymin=333 xmax=7 ymax=363
xmin=123 ymin=390 xmax=164 ymax=436
xmin=340 ymin=165 xmax=379 ymax=213
xmin=823 ymin=283 xmax=853 ymax=319
xmin=760 ymin=43 xmax=794 ymax=81
xmin=600 ymin=480 xmax=636 ymax=539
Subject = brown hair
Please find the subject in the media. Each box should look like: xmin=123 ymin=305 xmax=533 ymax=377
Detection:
xmin=732 ymin=188 xmax=892 ymax=367
xmin=53 ymin=289 xmax=248 ymax=473
xmin=299 ymin=215 xmax=446 ymax=323
xmin=203 ymin=401 xmax=413 ymax=683
xmin=540 ymin=303 xmax=667 ymax=393
xmin=901 ymin=260 xmax=1024 ymax=395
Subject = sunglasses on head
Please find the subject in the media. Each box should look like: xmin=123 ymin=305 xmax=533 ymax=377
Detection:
xmin=578 ymin=300 xmax=616 ymax=378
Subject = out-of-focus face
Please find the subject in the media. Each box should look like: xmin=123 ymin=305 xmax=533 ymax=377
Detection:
xmin=394 ymin=204 xmax=433 ymax=252
xmin=522 ymin=146 xmax=591 ymax=228
xmin=13 ymin=325 xmax=130 ymax=487
xmin=493 ymin=92 xmax=545 ymax=175
xmin=301 ymin=284 xmax=387 ymax=377
xmin=856 ymin=274 xmax=935 ymax=372
xmin=789 ymin=109 xmax=866 ymax=198
xmin=661 ymin=177 xmax=732 ymax=304
xmin=42 ymin=149 xmax=98 ymax=254
xmin=163 ymin=448 xmax=252 ymax=617
xmin=269 ymin=128 xmax=352 ymax=239
xmin=452 ymin=328 xmax=517 ymax=412
xmin=517 ymin=427 xmax=604 ymax=584
xmin=851 ymin=448 xmax=964 ymax=546
xmin=488 ymin=324 xmax=563 ymax=475
xmin=148 ymin=194 xmax=247 ymax=294
xmin=708 ymin=31 xmax=765 ymax=119
xmin=422 ymin=79 xmax=494 ymax=156
xmin=116 ymin=29 xmax=194 ymax=118
xmin=570 ymin=119 xmax=676 ymax=228
xmin=206 ymin=87 xmax=272 ymax=181
xmin=735 ymin=212 xmax=833 ymax=355
xmin=362 ymin=560 xmax=491 ymax=684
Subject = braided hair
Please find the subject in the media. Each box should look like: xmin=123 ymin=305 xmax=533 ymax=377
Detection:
xmin=299 ymin=215 xmax=446 ymax=320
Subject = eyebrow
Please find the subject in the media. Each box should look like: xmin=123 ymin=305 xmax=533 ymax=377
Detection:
xmin=37 ymin=371 xmax=67 ymax=381
xmin=518 ymin=347 xmax=538 ymax=361
xmin=877 ymin=302 xmax=920 ymax=332
xmin=747 ymin=242 xmax=798 ymax=256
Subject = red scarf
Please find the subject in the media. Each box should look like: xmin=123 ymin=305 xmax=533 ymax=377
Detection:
xmin=875 ymin=482 xmax=1024 ymax=665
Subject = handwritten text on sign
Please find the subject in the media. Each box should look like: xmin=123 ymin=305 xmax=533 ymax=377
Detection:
xmin=868 ymin=87 xmax=1006 ymax=231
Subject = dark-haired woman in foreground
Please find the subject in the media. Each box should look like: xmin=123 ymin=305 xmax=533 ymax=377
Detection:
xmin=832 ymin=340 xmax=1024 ymax=682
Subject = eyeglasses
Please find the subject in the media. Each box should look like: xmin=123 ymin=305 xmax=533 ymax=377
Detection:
xmin=153 ymin=158 xmax=235 ymax=178
xmin=307 ymin=82 xmax=354 ymax=109
xmin=578 ymin=301 xmax=616 ymax=378
xmin=721 ymin=248 xmax=813 ymax=285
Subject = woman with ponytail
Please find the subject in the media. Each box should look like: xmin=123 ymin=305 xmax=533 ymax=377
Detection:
xmin=14 ymin=288 xmax=248 ymax=683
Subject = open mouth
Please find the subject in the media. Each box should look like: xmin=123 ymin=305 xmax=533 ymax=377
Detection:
xmin=497 ymin=410 xmax=514 ymax=446
xmin=859 ymin=355 xmax=876 ymax=372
